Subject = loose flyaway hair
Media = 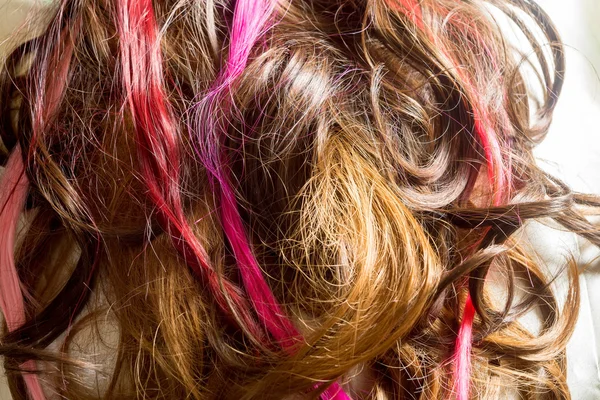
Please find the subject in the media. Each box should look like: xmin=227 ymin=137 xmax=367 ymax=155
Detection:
xmin=0 ymin=0 xmax=597 ymax=399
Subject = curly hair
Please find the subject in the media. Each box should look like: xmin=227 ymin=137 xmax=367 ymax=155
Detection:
xmin=0 ymin=0 xmax=596 ymax=399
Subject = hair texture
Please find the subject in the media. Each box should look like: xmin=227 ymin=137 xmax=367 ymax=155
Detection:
xmin=0 ymin=0 xmax=598 ymax=399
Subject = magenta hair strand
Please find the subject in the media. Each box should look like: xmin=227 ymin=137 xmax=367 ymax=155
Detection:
xmin=0 ymin=147 xmax=46 ymax=400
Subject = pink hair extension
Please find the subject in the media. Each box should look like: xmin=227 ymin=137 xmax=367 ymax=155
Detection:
xmin=0 ymin=147 xmax=46 ymax=400
xmin=437 ymin=8 xmax=510 ymax=206
xmin=115 ymin=0 xmax=266 ymax=340
xmin=387 ymin=3 xmax=510 ymax=399
xmin=226 ymin=0 xmax=277 ymax=86
xmin=394 ymin=0 xmax=509 ymax=204
xmin=448 ymin=35 xmax=508 ymax=400
xmin=210 ymin=0 xmax=299 ymax=343
xmin=449 ymin=50 xmax=507 ymax=400
xmin=388 ymin=0 xmax=424 ymax=29
xmin=29 ymin=16 xmax=76 ymax=157
xmin=0 ymin=8 xmax=81 ymax=399
xmin=192 ymin=0 xmax=350 ymax=397
xmin=450 ymin=44 xmax=508 ymax=400
xmin=211 ymin=0 xmax=297 ymax=346
xmin=454 ymin=294 xmax=476 ymax=400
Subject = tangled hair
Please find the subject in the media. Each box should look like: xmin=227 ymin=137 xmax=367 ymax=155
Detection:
xmin=0 ymin=0 xmax=598 ymax=398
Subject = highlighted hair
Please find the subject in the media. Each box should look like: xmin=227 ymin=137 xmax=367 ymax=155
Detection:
xmin=0 ymin=0 xmax=591 ymax=399
xmin=0 ymin=147 xmax=45 ymax=400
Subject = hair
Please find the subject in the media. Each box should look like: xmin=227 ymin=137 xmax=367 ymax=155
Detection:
xmin=0 ymin=0 xmax=598 ymax=399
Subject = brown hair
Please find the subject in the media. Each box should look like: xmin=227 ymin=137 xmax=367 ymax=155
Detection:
xmin=0 ymin=0 xmax=596 ymax=399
